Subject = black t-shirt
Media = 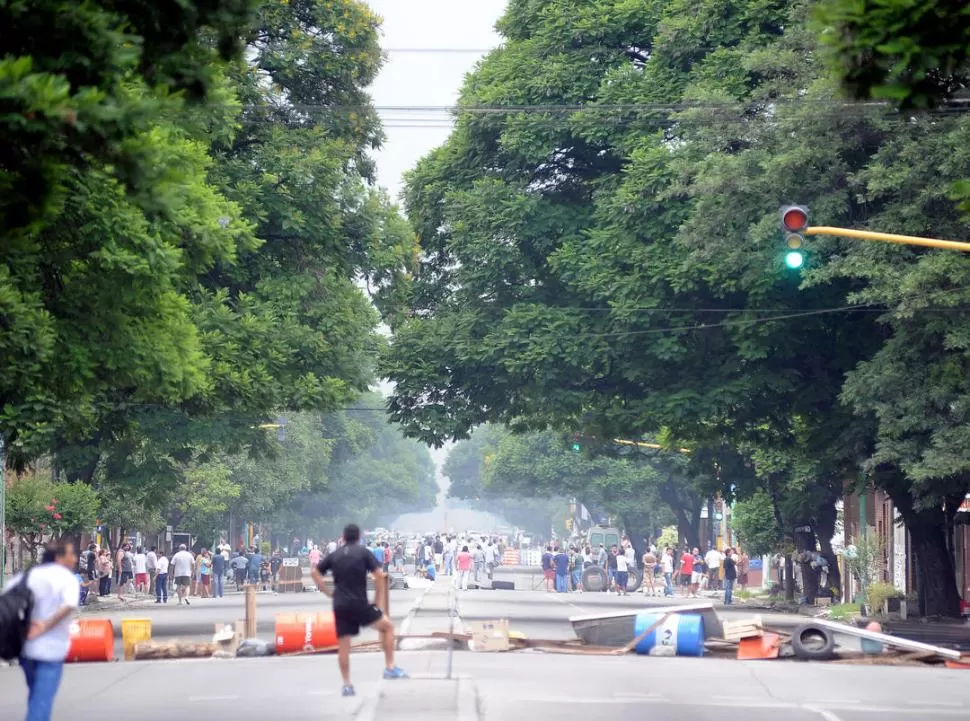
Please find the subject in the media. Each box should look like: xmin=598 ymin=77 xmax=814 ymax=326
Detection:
xmin=723 ymin=556 xmax=737 ymax=581
xmin=316 ymin=543 xmax=378 ymax=609
xmin=433 ymin=540 xmax=444 ymax=554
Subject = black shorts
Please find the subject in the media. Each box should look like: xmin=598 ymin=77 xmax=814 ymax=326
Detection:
xmin=120 ymin=571 xmax=133 ymax=583
xmin=334 ymin=603 xmax=383 ymax=638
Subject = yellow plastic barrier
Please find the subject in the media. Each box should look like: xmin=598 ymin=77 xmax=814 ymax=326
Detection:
xmin=122 ymin=618 xmax=152 ymax=660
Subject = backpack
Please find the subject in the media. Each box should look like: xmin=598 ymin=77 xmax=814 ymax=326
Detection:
xmin=0 ymin=569 xmax=34 ymax=661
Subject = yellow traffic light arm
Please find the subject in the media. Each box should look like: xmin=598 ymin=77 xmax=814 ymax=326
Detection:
xmin=805 ymin=226 xmax=970 ymax=253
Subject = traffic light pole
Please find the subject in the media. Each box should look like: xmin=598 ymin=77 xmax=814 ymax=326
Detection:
xmin=805 ymin=226 xmax=970 ymax=253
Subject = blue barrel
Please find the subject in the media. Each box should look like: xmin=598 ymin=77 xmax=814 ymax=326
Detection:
xmin=633 ymin=612 xmax=705 ymax=656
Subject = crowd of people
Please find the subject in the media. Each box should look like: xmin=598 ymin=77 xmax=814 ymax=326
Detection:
xmin=540 ymin=539 xmax=751 ymax=606
xmin=74 ymin=540 xmax=287 ymax=606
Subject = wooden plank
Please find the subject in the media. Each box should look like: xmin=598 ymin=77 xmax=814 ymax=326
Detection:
xmin=809 ymin=618 xmax=962 ymax=660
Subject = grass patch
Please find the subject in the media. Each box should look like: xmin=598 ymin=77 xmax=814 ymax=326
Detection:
xmin=828 ymin=603 xmax=861 ymax=620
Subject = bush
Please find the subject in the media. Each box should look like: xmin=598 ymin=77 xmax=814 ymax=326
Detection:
xmin=5 ymin=474 xmax=99 ymax=557
xmin=866 ymin=581 xmax=899 ymax=616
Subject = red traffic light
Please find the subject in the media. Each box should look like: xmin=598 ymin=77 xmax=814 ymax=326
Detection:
xmin=781 ymin=205 xmax=808 ymax=233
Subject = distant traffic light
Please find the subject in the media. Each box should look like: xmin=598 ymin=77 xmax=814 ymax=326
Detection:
xmin=571 ymin=433 xmax=582 ymax=453
xmin=780 ymin=205 xmax=809 ymax=269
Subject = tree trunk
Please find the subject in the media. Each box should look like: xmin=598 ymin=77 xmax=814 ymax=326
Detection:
xmin=874 ymin=467 xmax=964 ymax=617
xmin=794 ymin=527 xmax=819 ymax=603
xmin=815 ymin=502 xmax=841 ymax=595
xmin=783 ymin=554 xmax=795 ymax=601
xmin=906 ymin=511 xmax=961 ymax=617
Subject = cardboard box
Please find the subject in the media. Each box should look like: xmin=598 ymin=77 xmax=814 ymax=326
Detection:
xmin=470 ymin=619 xmax=510 ymax=652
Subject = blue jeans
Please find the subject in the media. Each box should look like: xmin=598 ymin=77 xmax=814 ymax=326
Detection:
xmin=723 ymin=578 xmax=735 ymax=605
xmin=20 ymin=658 xmax=64 ymax=721
xmin=213 ymin=572 xmax=224 ymax=598
xmin=571 ymin=568 xmax=582 ymax=590
xmin=156 ymin=573 xmax=168 ymax=602
xmin=555 ymin=573 xmax=569 ymax=593
xmin=663 ymin=572 xmax=673 ymax=596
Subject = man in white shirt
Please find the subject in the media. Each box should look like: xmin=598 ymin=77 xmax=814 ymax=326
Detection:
xmin=146 ymin=547 xmax=158 ymax=596
xmin=705 ymin=547 xmax=724 ymax=591
xmin=133 ymin=546 xmax=148 ymax=594
xmin=154 ymin=551 xmax=170 ymax=604
xmin=614 ymin=548 xmax=630 ymax=596
xmin=5 ymin=539 xmax=80 ymax=721
xmin=661 ymin=547 xmax=675 ymax=597
xmin=170 ymin=544 xmax=195 ymax=606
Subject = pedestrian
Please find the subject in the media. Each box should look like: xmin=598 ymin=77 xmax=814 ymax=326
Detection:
xmin=133 ymin=546 xmax=148 ymax=594
xmin=433 ymin=536 xmax=444 ymax=572
xmin=553 ymin=546 xmax=569 ymax=593
xmin=198 ymin=549 xmax=212 ymax=598
xmin=146 ymin=546 xmax=157 ymax=596
xmin=541 ymin=545 xmax=555 ymax=592
xmin=311 ymin=524 xmax=407 ymax=697
xmin=661 ymin=546 xmax=674 ymax=597
xmin=5 ymin=539 xmax=80 ymax=721
xmin=641 ymin=547 xmax=657 ymax=596
xmin=117 ymin=544 xmax=134 ymax=600
xmin=211 ymin=546 xmax=226 ymax=598
xmin=98 ymin=550 xmax=112 ymax=597
xmin=607 ymin=545 xmax=619 ymax=593
xmin=155 ymin=550 xmax=169 ymax=604
xmin=737 ymin=549 xmax=750 ymax=590
xmin=691 ymin=547 xmax=705 ymax=597
xmin=231 ymin=552 xmax=248 ymax=590
xmin=271 ymin=551 xmax=283 ymax=593
xmin=472 ymin=544 xmax=485 ymax=583
xmin=705 ymin=545 xmax=723 ymax=591
xmin=484 ymin=540 xmax=497 ymax=580
xmin=722 ymin=548 xmax=738 ymax=605
xmin=614 ymin=546 xmax=630 ymax=596
xmin=455 ymin=545 xmax=473 ymax=591
xmin=171 ymin=544 xmax=194 ymax=606
xmin=678 ymin=546 xmax=694 ymax=596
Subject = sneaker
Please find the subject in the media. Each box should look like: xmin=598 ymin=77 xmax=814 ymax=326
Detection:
xmin=383 ymin=666 xmax=408 ymax=680
xmin=341 ymin=685 xmax=356 ymax=697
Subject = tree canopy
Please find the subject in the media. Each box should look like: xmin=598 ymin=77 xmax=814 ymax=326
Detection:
xmin=382 ymin=0 xmax=970 ymax=615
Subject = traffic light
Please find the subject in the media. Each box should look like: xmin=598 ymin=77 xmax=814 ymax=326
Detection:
xmin=780 ymin=205 xmax=809 ymax=269
xmin=571 ymin=433 xmax=582 ymax=453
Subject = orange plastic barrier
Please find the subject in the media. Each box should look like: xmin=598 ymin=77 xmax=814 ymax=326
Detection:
xmin=274 ymin=612 xmax=337 ymax=654
xmin=66 ymin=619 xmax=114 ymax=663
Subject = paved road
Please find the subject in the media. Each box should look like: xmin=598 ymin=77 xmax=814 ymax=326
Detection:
xmin=3 ymin=577 xmax=967 ymax=720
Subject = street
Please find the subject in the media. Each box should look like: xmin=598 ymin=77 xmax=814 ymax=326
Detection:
xmin=2 ymin=577 xmax=968 ymax=720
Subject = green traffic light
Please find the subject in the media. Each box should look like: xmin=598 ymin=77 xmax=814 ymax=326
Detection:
xmin=785 ymin=251 xmax=804 ymax=269
xmin=571 ymin=442 xmax=581 ymax=453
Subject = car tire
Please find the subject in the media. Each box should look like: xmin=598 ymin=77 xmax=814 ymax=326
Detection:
xmin=582 ymin=566 xmax=608 ymax=592
xmin=791 ymin=623 xmax=837 ymax=661
xmin=625 ymin=568 xmax=643 ymax=593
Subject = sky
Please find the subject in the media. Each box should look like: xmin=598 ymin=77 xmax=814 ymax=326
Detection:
xmin=365 ymin=0 xmax=507 ymax=201
xmin=366 ymin=0 xmax=508 ymax=532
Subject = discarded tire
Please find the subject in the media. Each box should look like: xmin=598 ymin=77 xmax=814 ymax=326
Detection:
xmin=624 ymin=568 xmax=643 ymax=593
xmin=582 ymin=566 xmax=607 ymax=592
xmin=791 ymin=623 xmax=836 ymax=661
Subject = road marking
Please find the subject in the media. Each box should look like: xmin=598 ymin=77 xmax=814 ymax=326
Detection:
xmin=712 ymin=695 xmax=772 ymax=703
xmin=613 ymin=692 xmax=663 ymax=700
xmin=188 ymin=695 xmax=239 ymax=702
xmin=912 ymin=701 xmax=963 ymax=707
xmin=804 ymin=705 xmax=845 ymax=721
xmin=811 ymin=699 xmax=859 ymax=705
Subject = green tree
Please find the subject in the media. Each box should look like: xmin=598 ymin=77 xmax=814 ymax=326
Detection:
xmin=732 ymin=490 xmax=783 ymax=558
xmin=382 ymin=0 xmax=970 ymax=614
xmin=817 ymin=0 xmax=969 ymax=108
xmin=5 ymin=474 xmax=99 ymax=558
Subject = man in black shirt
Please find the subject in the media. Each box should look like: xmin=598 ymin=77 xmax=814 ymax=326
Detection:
xmin=722 ymin=548 xmax=738 ymax=606
xmin=312 ymin=523 xmax=407 ymax=697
